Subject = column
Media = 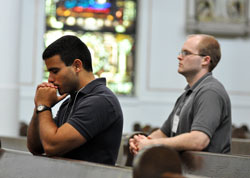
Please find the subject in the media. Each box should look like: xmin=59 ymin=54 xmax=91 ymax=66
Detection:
xmin=0 ymin=0 xmax=21 ymax=136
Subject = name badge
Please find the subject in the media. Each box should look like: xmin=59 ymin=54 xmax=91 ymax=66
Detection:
xmin=172 ymin=114 xmax=180 ymax=133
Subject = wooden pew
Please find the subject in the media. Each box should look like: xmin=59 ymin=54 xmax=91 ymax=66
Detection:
xmin=231 ymin=138 xmax=250 ymax=155
xmin=5 ymin=135 xmax=250 ymax=178
xmin=0 ymin=139 xmax=202 ymax=178
xmin=123 ymin=141 xmax=250 ymax=178
xmin=181 ymin=151 xmax=250 ymax=178
xmin=0 ymin=135 xmax=131 ymax=166
xmin=0 ymin=148 xmax=132 ymax=178
xmin=0 ymin=136 xmax=28 ymax=152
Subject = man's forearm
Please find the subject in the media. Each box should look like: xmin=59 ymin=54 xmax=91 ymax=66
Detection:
xmin=152 ymin=131 xmax=210 ymax=151
xmin=27 ymin=109 xmax=44 ymax=155
xmin=28 ymin=109 xmax=65 ymax=156
xmin=149 ymin=129 xmax=167 ymax=139
xmin=37 ymin=111 xmax=86 ymax=157
xmin=38 ymin=110 xmax=58 ymax=149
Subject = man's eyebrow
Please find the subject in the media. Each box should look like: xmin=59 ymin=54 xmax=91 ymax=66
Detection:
xmin=47 ymin=67 xmax=59 ymax=72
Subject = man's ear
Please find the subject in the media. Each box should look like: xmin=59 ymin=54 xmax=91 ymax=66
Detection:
xmin=202 ymin=56 xmax=211 ymax=67
xmin=72 ymin=59 xmax=82 ymax=72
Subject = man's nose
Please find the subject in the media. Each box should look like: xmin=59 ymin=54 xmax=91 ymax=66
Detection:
xmin=48 ymin=73 xmax=54 ymax=83
xmin=177 ymin=55 xmax=182 ymax=61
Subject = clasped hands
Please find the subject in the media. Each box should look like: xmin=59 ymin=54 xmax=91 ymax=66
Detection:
xmin=35 ymin=82 xmax=67 ymax=108
xmin=129 ymin=134 xmax=152 ymax=155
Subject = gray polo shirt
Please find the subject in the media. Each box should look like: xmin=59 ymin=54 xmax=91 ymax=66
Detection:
xmin=161 ymin=73 xmax=232 ymax=153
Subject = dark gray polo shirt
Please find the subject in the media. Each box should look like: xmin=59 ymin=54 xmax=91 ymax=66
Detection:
xmin=54 ymin=78 xmax=123 ymax=165
xmin=161 ymin=73 xmax=232 ymax=153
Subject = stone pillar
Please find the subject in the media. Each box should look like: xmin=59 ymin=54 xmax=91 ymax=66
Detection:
xmin=0 ymin=0 xmax=21 ymax=136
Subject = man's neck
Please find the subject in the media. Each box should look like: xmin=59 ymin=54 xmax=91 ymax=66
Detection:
xmin=78 ymin=72 xmax=95 ymax=88
xmin=186 ymin=71 xmax=208 ymax=87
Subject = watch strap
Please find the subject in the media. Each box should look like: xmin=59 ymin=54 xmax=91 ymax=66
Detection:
xmin=36 ymin=105 xmax=51 ymax=113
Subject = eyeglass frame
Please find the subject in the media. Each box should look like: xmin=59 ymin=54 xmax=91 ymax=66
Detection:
xmin=179 ymin=50 xmax=207 ymax=57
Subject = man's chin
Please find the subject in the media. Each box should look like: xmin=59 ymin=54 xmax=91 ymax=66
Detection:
xmin=178 ymin=69 xmax=183 ymax=74
xmin=58 ymin=89 xmax=64 ymax=95
xmin=178 ymin=70 xmax=187 ymax=77
xmin=58 ymin=90 xmax=70 ymax=96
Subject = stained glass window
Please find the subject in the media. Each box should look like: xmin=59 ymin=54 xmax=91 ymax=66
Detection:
xmin=44 ymin=0 xmax=137 ymax=95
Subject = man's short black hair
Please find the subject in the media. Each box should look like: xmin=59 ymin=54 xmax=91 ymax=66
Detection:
xmin=42 ymin=35 xmax=93 ymax=72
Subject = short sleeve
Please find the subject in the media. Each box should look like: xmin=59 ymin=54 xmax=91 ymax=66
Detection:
xmin=161 ymin=93 xmax=185 ymax=137
xmin=161 ymin=111 xmax=175 ymax=137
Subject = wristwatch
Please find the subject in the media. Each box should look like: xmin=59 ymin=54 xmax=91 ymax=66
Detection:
xmin=36 ymin=105 xmax=51 ymax=113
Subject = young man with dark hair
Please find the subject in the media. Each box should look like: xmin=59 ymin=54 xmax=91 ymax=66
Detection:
xmin=27 ymin=35 xmax=123 ymax=165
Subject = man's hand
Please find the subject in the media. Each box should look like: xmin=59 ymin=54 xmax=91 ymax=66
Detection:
xmin=35 ymin=82 xmax=67 ymax=107
xmin=129 ymin=137 xmax=139 ymax=155
xmin=129 ymin=134 xmax=151 ymax=155
xmin=134 ymin=135 xmax=152 ymax=151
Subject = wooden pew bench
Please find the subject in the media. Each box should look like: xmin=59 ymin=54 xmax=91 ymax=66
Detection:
xmin=0 ymin=148 xmax=132 ymax=178
xmin=4 ymin=135 xmax=250 ymax=178
xmin=124 ymin=142 xmax=250 ymax=178
xmin=0 ymin=136 xmax=28 ymax=152
xmin=181 ymin=151 xmax=250 ymax=178
xmin=0 ymin=140 xmax=202 ymax=178
xmin=231 ymin=138 xmax=250 ymax=155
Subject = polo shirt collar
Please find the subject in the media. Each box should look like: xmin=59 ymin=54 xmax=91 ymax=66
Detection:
xmin=184 ymin=72 xmax=212 ymax=92
xmin=78 ymin=78 xmax=106 ymax=95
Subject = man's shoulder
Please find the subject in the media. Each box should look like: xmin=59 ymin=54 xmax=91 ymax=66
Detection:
xmin=81 ymin=78 xmax=116 ymax=96
xmin=199 ymin=75 xmax=227 ymax=93
xmin=77 ymin=91 xmax=120 ymax=110
xmin=195 ymin=76 xmax=230 ymax=103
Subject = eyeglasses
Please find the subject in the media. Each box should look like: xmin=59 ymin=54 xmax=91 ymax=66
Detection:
xmin=179 ymin=51 xmax=206 ymax=57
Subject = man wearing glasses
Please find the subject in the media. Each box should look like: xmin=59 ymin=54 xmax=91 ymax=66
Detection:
xmin=130 ymin=34 xmax=231 ymax=154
